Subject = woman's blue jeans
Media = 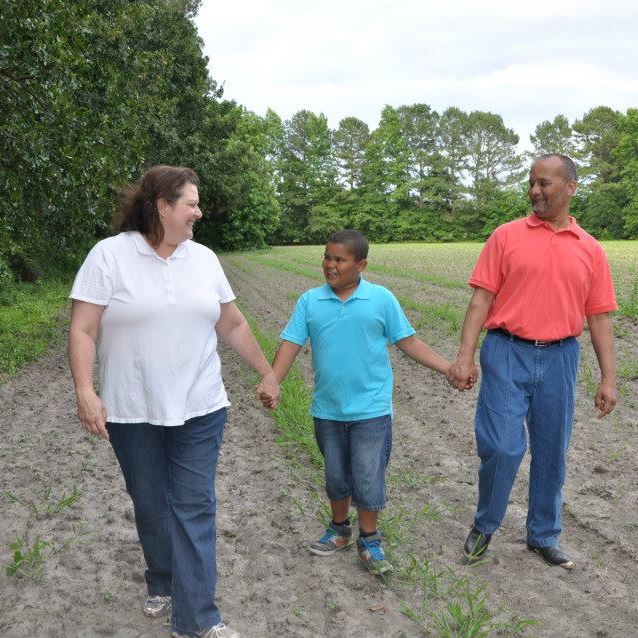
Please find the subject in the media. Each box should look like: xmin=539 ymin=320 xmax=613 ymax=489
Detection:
xmin=107 ymin=408 xmax=227 ymax=634
xmin=473 ymin=331 xmax=580 ymax=547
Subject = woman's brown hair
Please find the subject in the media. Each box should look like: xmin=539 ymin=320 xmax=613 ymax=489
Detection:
xmin=115 ymin=165 xmax=200 ymax=246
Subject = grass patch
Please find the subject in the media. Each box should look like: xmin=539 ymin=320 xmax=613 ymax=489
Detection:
xmin=397 ymin=295 xmax=463 ymax=335
xmin=238 ymin=306 xmax=323 ymax=470
xmin=243 ymin=254 xmax=322 ymax=282
xmin=618 ymin=358 xmax=638 ymax=381
xmin=618 ymin=278 xmax=638 ymax=320
xmin=367 ymin=263 xmax=467 ymax=290
xmin=0 ymin=278 xmax=71 ymax=382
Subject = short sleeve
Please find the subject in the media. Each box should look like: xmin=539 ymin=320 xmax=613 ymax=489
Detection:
xmin=585 ymin=246 xmax=618 ymax=315
xmin=469 ymin=229 xmax=503 ymax=293
xmin=280 ymin=292 xmax=310 ymax=346
xmin=210 ymin=253 xmax=235 ymax=303
xmin=70 ymin=242 xmax=115 ymax=305
xmin=383 ymin=290 xmax=416 ymax=344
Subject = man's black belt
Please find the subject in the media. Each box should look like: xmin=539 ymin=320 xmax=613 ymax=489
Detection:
xmin=490 ymin=328 xmax=567 ymax=347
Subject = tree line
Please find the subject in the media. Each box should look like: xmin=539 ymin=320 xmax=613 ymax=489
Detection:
xmin=270 ymin=105 xmax=638 ymax=245
xmin=1 ymin=0 xmax=636 ymax=297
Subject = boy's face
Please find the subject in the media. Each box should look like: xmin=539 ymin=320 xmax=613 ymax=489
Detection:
xmin=323 ymin=242 xmax=367 ymax=293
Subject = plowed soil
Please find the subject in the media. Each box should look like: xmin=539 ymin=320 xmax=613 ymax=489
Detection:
xmin=1 ymin=253 xmax=636 ymax=637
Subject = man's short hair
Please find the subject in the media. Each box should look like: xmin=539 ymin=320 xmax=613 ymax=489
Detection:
xmin=327 ymin=229 xmax=369 ymax=261
xmin=534 ymin=153 xmax=578 ymax=182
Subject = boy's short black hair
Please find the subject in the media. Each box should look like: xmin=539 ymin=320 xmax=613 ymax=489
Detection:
xmin=327 ymin=229 xmax=369 ymax=261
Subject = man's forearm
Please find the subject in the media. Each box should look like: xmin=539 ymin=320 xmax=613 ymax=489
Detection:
xmin=587 ymin=312 xmax=617 ymax=382
xmin=457 ymin=287 xmax=494 ymax=361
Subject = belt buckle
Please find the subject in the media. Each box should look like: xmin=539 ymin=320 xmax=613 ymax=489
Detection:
xmin=534 ymin=339 xmax=549 ymax=347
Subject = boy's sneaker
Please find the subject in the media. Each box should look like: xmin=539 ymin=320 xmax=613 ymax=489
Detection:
xmin=309 ymin=521 xmax=353 ymax=556
xmin=171 ymin=623 xmax=240 ymax=638
xmin=357 ymin=531 xmax=393 ymax=575
xmin=143 ymin=595 xmax=172 ymax=618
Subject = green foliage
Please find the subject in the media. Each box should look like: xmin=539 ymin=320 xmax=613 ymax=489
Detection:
xmin=2 ymin=2 xmax=636 ymax=270
xmin=0 ymin=279 xmax=71 ymax=382
xmin=6 ymin=484 xmax=82 ymax=519
xmin=618 ymin=278 xmax=638 ymax=320
xmin=0 ymin=0 xmax=283 ymax=281
xmin=530 ymin=114 xmax=576 ymax=157
xmin=239 ymin=308 xmax=323 ymax=469
xmin=6 ymin=536 xmax=50 ymax=581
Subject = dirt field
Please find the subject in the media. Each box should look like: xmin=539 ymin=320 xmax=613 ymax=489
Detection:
xmin=1 ymin=247 xmax=637 ymax=637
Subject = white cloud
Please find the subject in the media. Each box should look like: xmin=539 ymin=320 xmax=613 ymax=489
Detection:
xmin=195 ymin=1 xmax=638 ymax=145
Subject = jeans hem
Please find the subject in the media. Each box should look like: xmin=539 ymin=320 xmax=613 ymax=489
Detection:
xmin=352 ymin=501 xmax=385 ymax=511
xmin=473 ymin=521 xmax=497 ymax=535
xmin=172 ymin=616 xmax=222 ymax=635
xmin=526 ymin=536 xmax=559 ymax=548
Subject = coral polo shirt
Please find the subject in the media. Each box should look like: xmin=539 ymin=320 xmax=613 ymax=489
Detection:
xmin=469 ymin=214 xmax=617 ymax=341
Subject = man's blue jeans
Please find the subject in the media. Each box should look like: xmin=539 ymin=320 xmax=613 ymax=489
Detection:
xmin=107 ymin=408 xmax=227 ymax=634
xmin=473 ymin=331 xmax=580 ymax=547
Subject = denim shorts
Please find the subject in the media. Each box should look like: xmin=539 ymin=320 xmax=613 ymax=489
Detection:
xmin=313 ymin=414 xmax=392 ymax=511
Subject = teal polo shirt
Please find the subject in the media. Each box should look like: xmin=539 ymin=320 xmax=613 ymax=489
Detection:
xmin=280 ymin=278 xmax=415 ymax=421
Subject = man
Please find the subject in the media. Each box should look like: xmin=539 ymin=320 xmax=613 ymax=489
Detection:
xmin=448 ymin=154 xmax=617 ymax=569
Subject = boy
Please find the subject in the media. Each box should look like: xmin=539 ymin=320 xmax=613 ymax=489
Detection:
xmin=264 ymin=230 xmax=451 ymax=575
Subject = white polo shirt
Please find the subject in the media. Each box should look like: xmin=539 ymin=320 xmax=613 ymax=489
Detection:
xmin=70 ymin=231 xmax=235 ymax=426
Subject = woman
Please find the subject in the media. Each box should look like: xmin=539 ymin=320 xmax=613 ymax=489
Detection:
xmin=68 ymin=165 xmax=279 ymax=638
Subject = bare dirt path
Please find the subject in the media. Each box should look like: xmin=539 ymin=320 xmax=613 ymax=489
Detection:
xmin=1 ymin=256 xmax=637 ymax=637
xmin=0 ymin=331 xmax=415 ymax=637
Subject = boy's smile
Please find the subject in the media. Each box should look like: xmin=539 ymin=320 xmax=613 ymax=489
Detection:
xmin=323 ymin=242 xmax=367 ymax=300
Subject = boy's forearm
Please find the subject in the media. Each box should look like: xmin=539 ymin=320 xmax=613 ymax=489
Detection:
xmin=396 ymin=336 xmax=450 ymax=375
xmin=272 ymin=340 xmax=303 ymax=382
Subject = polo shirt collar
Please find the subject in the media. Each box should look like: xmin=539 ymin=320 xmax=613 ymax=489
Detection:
xmin=525 ymin=213 xmax=584 ymax=239
xmin=318 ymin=277 xmax=372 ymax=301
xmin=129 ymin=231 xmax=190 ymax=258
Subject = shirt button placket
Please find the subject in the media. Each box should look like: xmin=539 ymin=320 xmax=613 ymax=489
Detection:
xmin=165 ymin=260 xmax=175 ymax=303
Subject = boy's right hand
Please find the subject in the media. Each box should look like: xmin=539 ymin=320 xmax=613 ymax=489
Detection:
xmin=259 ymin=390 xmax=278 ymax=409
xmin=256 ymin=371 xmax=280 ymax=410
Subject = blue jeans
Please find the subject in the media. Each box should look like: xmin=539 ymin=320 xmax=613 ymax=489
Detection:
xmin=313 ymin=414 xmax=392 ymax=511
xmin=473 ymin=331 xmax=580 ymax=547
xmin=107 ymin=408 xmax=227 ymax=634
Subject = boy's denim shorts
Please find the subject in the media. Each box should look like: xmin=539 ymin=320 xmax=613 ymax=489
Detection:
xmin=313 ymin=414 xmax=392 ymax=511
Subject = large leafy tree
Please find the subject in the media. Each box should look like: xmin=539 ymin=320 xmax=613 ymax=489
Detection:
xmin=573 ymin=106 xmax=624 ymax=183
xmin=529 ymin=115 xmax=577 ymax=158
xmin=464 ymin=111 xmax=521 ymax=193
xmin=333 ymin=117 xmax=370 ymax=190
xmin=396 ymin=104 xmax=439 ymax=208
xmin=0 ymin=0 xmax=284 ymax=287
xmin=276 ymin=110 xmax=337 ymax=242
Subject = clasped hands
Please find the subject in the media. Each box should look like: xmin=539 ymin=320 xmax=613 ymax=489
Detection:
xmin=256 ymin=371 xmax=280 ymax=410
xmin=446 ymin=358 xmax=478 ymax=392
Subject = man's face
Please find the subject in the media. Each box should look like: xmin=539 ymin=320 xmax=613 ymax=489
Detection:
xmin=528 ymin=158 xmax=577 ymax=219
xmin=322 ymin=242 xmax=366 ymax=292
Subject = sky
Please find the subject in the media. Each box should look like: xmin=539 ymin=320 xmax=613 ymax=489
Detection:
xmin=195 ymin=0 xmax=638 ymax=148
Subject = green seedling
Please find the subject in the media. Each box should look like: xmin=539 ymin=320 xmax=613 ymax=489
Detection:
xmin=6 ymin=536 xmax=50 ymax=581
xmin=5 ymin=483 xmax=82 ymax=518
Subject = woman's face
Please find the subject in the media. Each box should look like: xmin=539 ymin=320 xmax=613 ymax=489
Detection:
xmin=159 ymin=182 xmax=202 ymax=245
